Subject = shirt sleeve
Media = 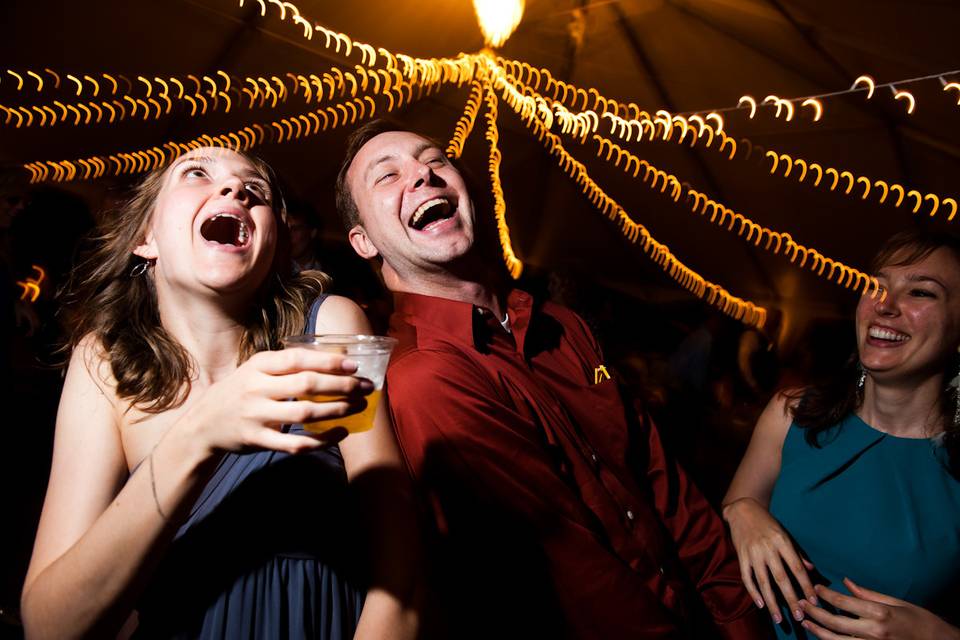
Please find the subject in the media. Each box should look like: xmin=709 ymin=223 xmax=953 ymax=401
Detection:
xmin=386 ymin=348 xmax=683 ymax=638
xmin=639 ymin=408 xmax=770 ymax=639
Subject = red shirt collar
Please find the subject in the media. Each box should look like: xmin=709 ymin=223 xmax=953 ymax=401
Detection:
xmin=391 ymin=289 xmax=535 ymax=354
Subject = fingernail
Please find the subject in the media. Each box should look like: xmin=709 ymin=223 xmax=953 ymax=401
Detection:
xmin=341 ymin=358 xmax=358 ymax=371
xmin=809 ymin=595 xmax=818 ymax=605
xmin=755 ymin=598 xmax=765 ymax=609
xmin=773 ymin=613 xmax=782 ymax=624
xmin=794 ymin=608 xmax=804 ymax=621
xmin=801 ymin=621 xmax=810 ymax=630
xmin=359 ymin=378 xmax=374 ymax=392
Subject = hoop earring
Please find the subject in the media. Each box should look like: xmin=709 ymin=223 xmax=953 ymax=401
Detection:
xmin=857 ymin=364 xmax=866 ymax=394
xmin=130 ymin=260 xmax=151 ymax=277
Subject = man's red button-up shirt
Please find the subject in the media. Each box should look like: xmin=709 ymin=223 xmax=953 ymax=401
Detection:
xmin=386 ymin=290 xmax=767 ymax=639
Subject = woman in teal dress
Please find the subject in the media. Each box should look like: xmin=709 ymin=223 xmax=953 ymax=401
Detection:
xmin=723 ymin=230 xmax=960 ymax=640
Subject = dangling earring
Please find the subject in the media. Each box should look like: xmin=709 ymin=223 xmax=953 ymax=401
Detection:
xmin=857 ymin=364 xmax=866 ymax=394
xmin=130 ymin=260 xmax=151 ymax=277
xmin=950 ymin=363 xmax=960 ymax=429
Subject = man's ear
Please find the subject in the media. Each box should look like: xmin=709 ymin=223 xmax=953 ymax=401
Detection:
xmin=132 ymin=228 xmax=158 ymax=260
xmin=348 ymin=224 xmax=379 ymax=260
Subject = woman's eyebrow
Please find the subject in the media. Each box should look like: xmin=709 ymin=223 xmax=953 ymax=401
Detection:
xmin=906 ymin=274 xmax=946 ymax=288
xmin=170 ymin=155 xmax=214 ymax=170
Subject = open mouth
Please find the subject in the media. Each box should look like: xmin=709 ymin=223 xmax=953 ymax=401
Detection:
xmin=409 ymin=197 xmax=454 ymax=231
xmin=200 ymin=213 xmax=250 ymax=247
xmin=868 ymin=326 xmax=909 ymax=343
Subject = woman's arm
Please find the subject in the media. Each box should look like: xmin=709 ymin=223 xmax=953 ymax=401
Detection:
xmin=21 ymin=336 xmax=369 ymax=639
xmin=724 ymin=391 xmax=794 ymax=508
xmin=722 ymin=391 xmax=817 ymax=624
xmin=20 ymin=339 xmax=216 ymax=638
xmin=313 ymin=296 xmax=420 ymax=640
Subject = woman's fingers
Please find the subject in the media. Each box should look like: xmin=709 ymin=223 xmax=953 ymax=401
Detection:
xmin=781 ymin=545 xmax=818 ymax=605
xmin=251 ymin=348 xmax=358 ymax=376
xmin=753 ymin=561 xmax=784 ymax=623
xmin=814 ymin=585 xmax=886 ymax=620
xmin=766 ymin=552 xmax=804 ymax=622
xmin=738 ymin=557 xmax=765 ymax=610
xmin=259 ymin=370 xmax=372 ymax=401
xmin=844 ymin=578 xmax=904 ymax=606
xmin=801 ymin=599 xmax=870 ymax=638
xmin=270 ymin=398 xmax=368 ymax=426
xmin=801 ymin=618 xmax=854 ymax=640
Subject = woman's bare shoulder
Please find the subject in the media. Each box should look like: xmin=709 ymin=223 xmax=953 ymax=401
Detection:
xmin=313 ymin=295 xmax=372 ymax=334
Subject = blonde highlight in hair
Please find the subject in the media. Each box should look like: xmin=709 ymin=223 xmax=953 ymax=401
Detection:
xmin=60 ymin=150 xmax=329 ymax=414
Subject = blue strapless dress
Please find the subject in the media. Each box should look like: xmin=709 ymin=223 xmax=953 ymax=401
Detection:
xmin=133 ymin=296 xmax=365 ymax=639
xmin=769 ymin=414 xmax=960 ymax=638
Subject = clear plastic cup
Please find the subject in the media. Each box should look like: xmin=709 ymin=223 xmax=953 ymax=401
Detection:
xmin=281 ymin=334 xmax=397 ymax=434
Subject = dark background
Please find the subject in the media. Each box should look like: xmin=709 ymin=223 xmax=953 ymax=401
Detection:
xmin=1 ymin=0 xmax=958 ymax=632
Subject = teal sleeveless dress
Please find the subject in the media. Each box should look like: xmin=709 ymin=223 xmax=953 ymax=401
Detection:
xmin=769 ymin=414 xmax=960 ymax=639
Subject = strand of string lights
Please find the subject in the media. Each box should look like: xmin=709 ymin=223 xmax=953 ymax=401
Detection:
xmin=0 ymin=62 xmax=479 ymax=129
xmin=494 ymin=60 xmax=959 ymax=223
xmin=446 ymin=77 xmax=486 ymax=159
xmin=21 ymin=68 xmax=464 ymax=183
xmin=690 ymin=70 xmax=960 ymax=120
xmin=484 ymin=56 xmax=768 ymax=327
xmin=491 ymin=58 xmax=883 ymax=297
xmin=482 ymin=81 xmax=524 ymax=278
xmin=583 ymin=132 xmax=881 ymax=298
xmin=13 ymin=0 xmax=926 ymax=327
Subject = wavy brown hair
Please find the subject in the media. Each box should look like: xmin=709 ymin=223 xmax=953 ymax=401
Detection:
xmin=60 ymin=149 xmax=329 ymax=414
xmin=786 ymin=229 xmax=960 ymax=477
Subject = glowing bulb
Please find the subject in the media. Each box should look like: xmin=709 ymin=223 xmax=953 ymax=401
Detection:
xmin=472 ymin=0 xmax=525 ymax=48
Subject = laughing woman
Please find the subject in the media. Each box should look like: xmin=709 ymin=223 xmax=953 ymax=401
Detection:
xmin=19 ymin=148 xmax=419 ymax=639
xmin=723 ymin=230 xmax=960 ymax=640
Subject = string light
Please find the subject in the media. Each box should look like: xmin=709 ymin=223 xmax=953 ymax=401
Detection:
xmin=852 ymin=74 xmax=876 ymax=99
xmin=944 ymin=79 xmax=960 ymax=105
xmin=16 ymin=265 xmax=46 ymax=303
xmin=484 ymin=56 xmax=767 ymax=327
xmin=761 ymin=150 xmax=956 ymax=219
xmin=1 ymin=63 xmax=479 ymax=129
xmin=447 ymin=78 xmax=485 ymax=158
xmin=587 ymin=133 xmax=880 ymax=297
xmin=892 ymin=86 xmax=916 ymax=114
xmin=483 ymin=82 xmax=523 ymax=278
xmin=18 ymin=7 xmax=944 ymax=328
xmin=801 ymin=98 xmax=823 ymax=122
xmin=21 ymin=68 xmax=458 ymax=183
xmin=493 ymin=64 xmax=959 ymax=224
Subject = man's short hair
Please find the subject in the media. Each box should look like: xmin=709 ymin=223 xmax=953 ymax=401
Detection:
xmin=335 ymin=120 xmax=444 ymax=231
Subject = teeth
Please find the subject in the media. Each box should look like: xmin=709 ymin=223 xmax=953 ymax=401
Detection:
xmin=411 ymin=198 xmax=448 ymax=228
xmin=205 ymin=213 xmax=250 ymax=246
xmin=869 ymin=326 xmax=909 ymax=342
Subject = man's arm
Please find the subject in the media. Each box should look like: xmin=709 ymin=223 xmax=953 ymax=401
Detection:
xmin=639 ymin=409 xmax=770 ymax=639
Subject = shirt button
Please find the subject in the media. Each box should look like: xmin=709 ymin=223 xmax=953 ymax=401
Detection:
xmin=590 ymin=453 xmax=599 ymax=464
xmin=625 ymin=509 xmax=635 ymax=521
xmin=659 ymin=566 xmax=665 ymax=576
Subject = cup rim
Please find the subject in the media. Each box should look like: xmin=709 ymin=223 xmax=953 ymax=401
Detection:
xmin=281 ymin=334 xmax=398 ymax=350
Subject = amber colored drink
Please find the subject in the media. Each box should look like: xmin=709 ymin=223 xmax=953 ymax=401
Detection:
xmin=281 ymin=334 xmax=396 ymax=437
xmin=303 ymin=389 xmax=382 ymax=434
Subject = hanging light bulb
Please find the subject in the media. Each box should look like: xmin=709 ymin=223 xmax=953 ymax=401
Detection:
xmin=472 ymin=0 xmax=525 ymax=48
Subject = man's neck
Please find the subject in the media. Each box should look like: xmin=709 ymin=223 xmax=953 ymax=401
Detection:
xmin=386 ymin=269 xmax=504 ymax=319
